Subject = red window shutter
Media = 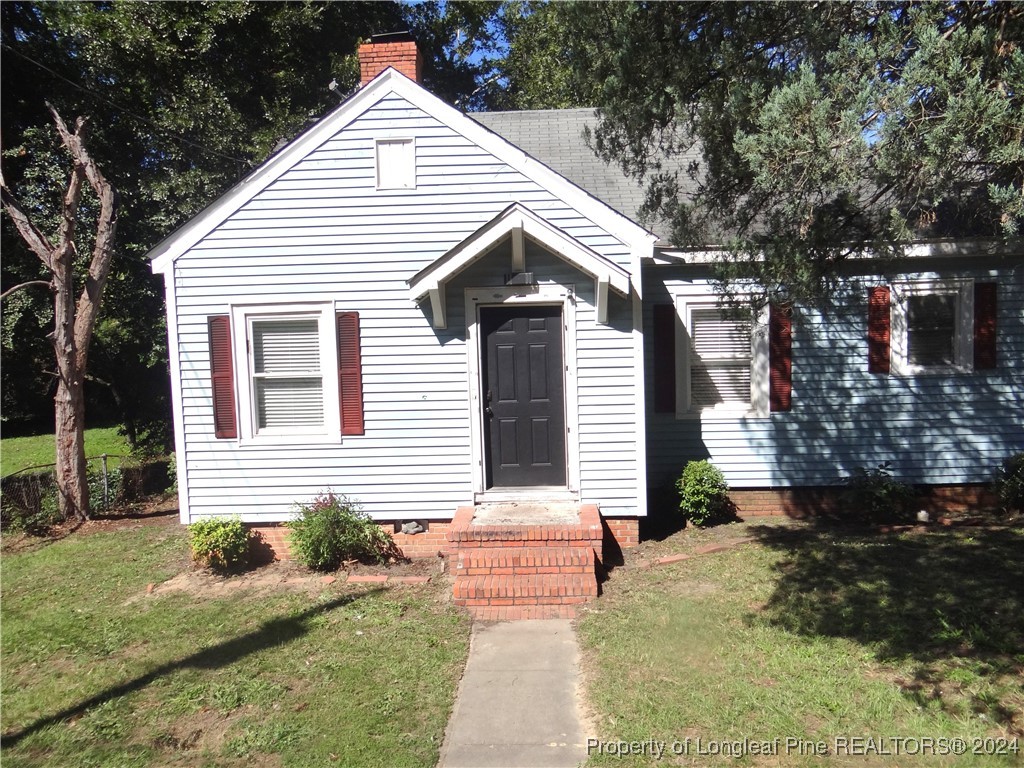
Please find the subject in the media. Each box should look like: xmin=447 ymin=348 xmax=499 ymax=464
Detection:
xmin=337 ymin=312 xmax=364 ymax=435
xmin=974 ymin=282 xmax=997 ymax=370
xmin=652 ymin=304 xmax=676 ymax=413
xmin=769 ymin=303 xmax=792 ymax=411
xmin=867 ymin=286 xmax=891 ymax=374
xmin=208 ymin=315 xmax=237 ymax=439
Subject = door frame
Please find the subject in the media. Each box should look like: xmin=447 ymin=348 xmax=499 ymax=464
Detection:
xmin=465 ymin=285 xmax=580 ymax=501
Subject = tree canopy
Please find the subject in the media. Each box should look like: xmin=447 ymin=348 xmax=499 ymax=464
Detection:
xmin=1 ymin=0 xmax=498 ymax=441
xmin=505 ymin=1 xmax=1023 ymax=307
xmin=3 ymin=0 xmax=1021 ymax=444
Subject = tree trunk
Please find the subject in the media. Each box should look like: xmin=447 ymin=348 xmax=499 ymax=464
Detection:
xmin=0 ymin=104 xmax=118 ymax=524
xmin=54 ymin=375 xmax=88 ymax=520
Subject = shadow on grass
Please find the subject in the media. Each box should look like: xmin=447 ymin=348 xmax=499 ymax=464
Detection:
xmin=0 ymin=587 xmax=386 ymax=747
xmin=749 ymin=523 xmax=1024 ymax=731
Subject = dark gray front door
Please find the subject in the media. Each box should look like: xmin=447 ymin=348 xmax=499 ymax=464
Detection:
xmin=481 ymin=305 xmax=566 ymax=488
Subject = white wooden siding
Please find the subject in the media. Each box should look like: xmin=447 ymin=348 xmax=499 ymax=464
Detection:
xmin=172 ymin=92 xmax=642 ymax=522
xmin=644 ymin=266 xmax=1024 ymax=492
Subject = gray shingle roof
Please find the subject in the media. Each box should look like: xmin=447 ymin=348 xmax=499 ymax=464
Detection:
xmin=471 ymin=108 xmax=663 ymax=240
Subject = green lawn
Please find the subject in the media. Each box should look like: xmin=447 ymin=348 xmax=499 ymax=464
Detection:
xmin=0 ymin=524 xmax=472 ymax=767
xmin=1 ymin=426 xmax=132 ymax=477
xmin=579 ymin=519 xmax=1024 ymax=766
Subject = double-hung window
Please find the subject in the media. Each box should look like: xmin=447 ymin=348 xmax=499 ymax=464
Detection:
xmin=676 ymin=297 xmax=769 ymax=417
xmin=890 ymin=280 xmax=973 ymax=374
xmin=231 ymin=303 xmax=343 ymax=443
xmin=689 ymin=307 xmax=753 ymax=409
xmin=251 ymin=317 xmax=326 ymax=432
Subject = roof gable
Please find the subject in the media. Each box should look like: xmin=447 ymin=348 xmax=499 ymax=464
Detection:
xmin=150 ymin=68 xmax=654 ymax=274
xmin=408 ymin=202 xmax=631 ymax=328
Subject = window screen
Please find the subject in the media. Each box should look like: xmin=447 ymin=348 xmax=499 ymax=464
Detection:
xmin=690 ymin=307 xmax=752 ymax=408
xmin=907 ymin=294 xmax=956 ymax=367
xmin=252 ymin=319 xmax=324 ymax=429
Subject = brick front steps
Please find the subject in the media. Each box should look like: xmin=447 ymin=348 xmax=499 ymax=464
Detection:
xmin=446 ymin=504 xmax=603 ymax=620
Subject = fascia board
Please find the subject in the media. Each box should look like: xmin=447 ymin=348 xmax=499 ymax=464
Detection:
xmin=652 ymin=238 xmax=1023 ymax=266
xmin=518 ymin=211 xmax=631 ymax=294
xmin=408 ymin=203 xmax=630 ymax=301
xmin=149 ymin=70 xmax=406 ymax=274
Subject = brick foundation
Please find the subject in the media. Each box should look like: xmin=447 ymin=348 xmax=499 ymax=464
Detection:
xmin=603 ymin=517 xmax=640 ymax=548
xmin=248 ymin=524 xmax=291 ymax=563
xmin=388 ymin=521 xmax=453 ymax=559
xmin=247 ymin=520 xmax=455 ymax=563
xmin=729 ymin=483 xmax=999 ymax=518
xmin=236 ymin=484 xmax=996 ymax=564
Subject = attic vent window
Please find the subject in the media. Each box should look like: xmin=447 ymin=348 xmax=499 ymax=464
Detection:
xmin=376 ymin=138 xmax=415 ymax=190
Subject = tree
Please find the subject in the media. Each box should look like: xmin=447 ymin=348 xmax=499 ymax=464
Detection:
xmin=489 ymin=0 xmax=600 ymax=110
xmin=1 ymin=104 xmax=118 ymax=521
xmin=508 ymin=1 xmax=1023 ymax=308
xmin=1 ymin=1 xmax=503 ymax=445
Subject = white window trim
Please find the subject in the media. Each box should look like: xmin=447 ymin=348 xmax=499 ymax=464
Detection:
xmin=230 ymin=302 xmax=341 ymax=445
xmin=374 ymin=137 xmax=416 ymax=190
xmin=890 ymin=278 xmax=974 ymax=376
xmin=674 ymin=293 xmax=769 ymax=419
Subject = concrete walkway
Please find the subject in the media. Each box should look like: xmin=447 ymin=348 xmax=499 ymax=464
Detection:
xmin=438 ymin=620 xmax=589 ymax=768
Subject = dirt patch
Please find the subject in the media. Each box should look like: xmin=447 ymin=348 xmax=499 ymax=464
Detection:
xmin=146 ymin=707 xmax=253 ymax=765
xmin=1 ymin=496 xmax=179 ymax=554
xmin=129 ymin=555 xmax=442 ymax=604
xmin=622 ymin=517 xmax=794 ymax=569
xmin=342 ymin=555 xmax=440 ymax=578
xmin=132 ymin=560 xmax=332 ymax=602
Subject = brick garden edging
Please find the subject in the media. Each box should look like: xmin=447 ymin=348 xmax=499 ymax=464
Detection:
xmin=639 ymin=537 xmax=755 ymax=568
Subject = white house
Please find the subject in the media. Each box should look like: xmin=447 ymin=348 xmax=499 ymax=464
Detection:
xmin=152 ymin=36 xmax=1023 ymax=577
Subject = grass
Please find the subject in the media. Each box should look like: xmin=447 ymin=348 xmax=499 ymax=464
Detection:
xmin=1 ymin=426 xmax=132 ymax=477
xmin=0 ymin=523 xmax=472 ymax=767
xmin=579 ymin=519 xmax=1024 ymax=766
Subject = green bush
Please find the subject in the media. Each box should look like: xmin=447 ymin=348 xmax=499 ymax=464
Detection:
xmin=3 ymin=465 xmax=123 ymax=535
xmin=677 ymin=460 xmax=732 ymax=526
xmin=188 ymin=517 xmax=250 ymax=571
xmin=5 ymin=475 xmax=63 ymax=535
xmin=841 ymin=462 xmax=915 ymax=523
xmin=87 ymin=465 xmax=123 ymax=512
xmin=288 ymin=492 xmax=397 ymax=571
xmin=166 ymin=452 xmax=178 ymax=494
xmin=994 ymin=452 xmax=1024 ymax=514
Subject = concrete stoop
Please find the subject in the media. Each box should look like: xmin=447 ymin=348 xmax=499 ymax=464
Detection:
xmin=446 ymin=504 xmax=603 ymax=620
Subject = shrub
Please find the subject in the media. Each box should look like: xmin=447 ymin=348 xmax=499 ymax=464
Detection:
xmin=288 ymin=492 xmax=397 ymax=571
xmin=841 ymin=462 xmax=915 ymax=523
xmin=189 ymin=517 xmax=250 ymax=571
xmin=994 ymin=452 xmax=1024 ymax=514
xmin=87 ymin=465 xmax=123 ymax=513
xmin=167 ymin=452 xmax=178 ymax=494
xmin=5 ymin=475 xmax=63 ymax=535
xmin=677 ymin=460 xmax=732 ymax=526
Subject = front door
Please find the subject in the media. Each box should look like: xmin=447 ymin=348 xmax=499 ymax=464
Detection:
xmin=480 ymin=305 xmax=566 ymax=488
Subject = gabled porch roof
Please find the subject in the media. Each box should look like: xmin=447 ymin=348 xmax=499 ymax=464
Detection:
xmin=407 ymin=203 xmax=632 ymax=329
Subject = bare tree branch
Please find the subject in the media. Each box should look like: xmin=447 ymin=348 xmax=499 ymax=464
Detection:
xmin=0 ymin=173 xmax=57 ymax=266
xmin=46 ymin=102 xmax=119 ymax=372
xmin=0 ymin=280 xmax=52 ymax=301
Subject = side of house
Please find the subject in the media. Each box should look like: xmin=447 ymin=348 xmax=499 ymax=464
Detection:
xmin=643 ymin=248 xmax=1024 ymax=512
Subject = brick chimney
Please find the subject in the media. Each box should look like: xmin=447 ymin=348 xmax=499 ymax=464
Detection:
xmin=358 ymin=31 xmax=423 ymax=86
